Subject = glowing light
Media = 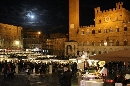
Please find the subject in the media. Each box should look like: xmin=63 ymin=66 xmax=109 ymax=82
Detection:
xmin=31 ymin=15 xmax=34 ymax=19
xmin=104 ymin=41 xmax=107 ymax=46
xmin=15 ymin=41 xmax=19 ymax=45
xmin=81 ymin=54 xmax=86 ymax=58
xmin=38 ymin=32 xmax=41 ymax=34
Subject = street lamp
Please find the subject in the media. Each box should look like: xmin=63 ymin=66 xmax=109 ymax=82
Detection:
xmin=38 ymin=32 xmax=41 ymax=34
xmin=38 ymin=32 xmax=41 ymax=53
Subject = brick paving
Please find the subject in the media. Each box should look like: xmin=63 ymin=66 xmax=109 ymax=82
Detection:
xmin=0 ymin=72 xmax=119 ymax=86
xmin=0 ymin=72 xmax=78 ymax=86
xmin=1 ymin=72 xmax=124 ymax=86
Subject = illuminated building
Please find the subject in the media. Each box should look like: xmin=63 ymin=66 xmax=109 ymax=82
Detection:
xmin=65 ymin=1 xmax=130 ymax=57
xmin=0 ymin=23 xmax=22 ymax=52
xmin=46 ymin=33 xmax=68 ymax=56
xmin=23 ymin=28 xmax=44 ymax=52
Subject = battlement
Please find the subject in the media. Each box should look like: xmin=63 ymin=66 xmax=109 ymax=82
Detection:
xmin=116 ymin=2 xmax=123 ymax=9
xmin=95 ymin=2 xmax=124 ymax=14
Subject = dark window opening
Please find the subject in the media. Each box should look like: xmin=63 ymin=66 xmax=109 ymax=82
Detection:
xmin=116 ymin=40 xmax=119 ymax=46
xmin=98 ymin=29 xmax=101 ymax=33
xmin=124 ymin=27 xmax=127 ymax=31
xmin=116 ymin=28 xmax=119 ymax=32
xmin=99 ymin=20 xmax=101 ymax=23
xmin=92 ymin=30 xmax=95 ymax=34
xmin=124 ymin=40 xmax=128 ymax=46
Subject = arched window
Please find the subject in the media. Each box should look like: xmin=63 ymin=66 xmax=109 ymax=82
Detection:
xmin=87 ymin=41 xmax=90 ymax=46
xmin=81 ymin=30 xmax=84 ymax=34
xmin=98 ymin=50 xmax=101 ymax=54
xmin=124 ymin=40 xmax=128 ymax=46
xmin=98 ymin=28 xmax=101 ymax=33
xmin=92 ymin=41 xmax=95 ymax=46
xmin=92 ymin=30 xmax=95 ymax=34
xmin=110 ymin=27 xmax=113 ymax=32
xmin=87 ymin=29 xmax=90 ymax=34
xmin=116 ymin=28 xmax=119 ymax=32
xmin=124 ymin=26 xmax=127 ymax=31
xmin=99 ymin=19 xmax=101 ymax=23
xmin=116 ymin=40 xmax=119 ymax=46
xmin=98 ymin=41 xmax=102 ymax=46
xmin=104 ymin=29 xmax=107 ymax=33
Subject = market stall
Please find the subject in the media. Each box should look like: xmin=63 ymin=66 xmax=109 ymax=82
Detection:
xmin=89 ymin=49 xmax=130 ymax=62
xmin=76 ymin=55 xmax=105 ymax=86
xmin=89 ymin=50 xmax=130 ymax=86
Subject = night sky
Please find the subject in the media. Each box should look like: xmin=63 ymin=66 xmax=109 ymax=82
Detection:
xmin=0 ymin=0 xmax=130 ymax=34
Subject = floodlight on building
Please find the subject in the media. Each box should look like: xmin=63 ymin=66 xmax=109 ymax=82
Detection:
xmin=15 ymin=41 xmax=19 ymax=45
xmin=104 ymin=41 xmax=107 ymax=46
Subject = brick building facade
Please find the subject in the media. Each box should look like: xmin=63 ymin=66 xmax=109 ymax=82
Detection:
xmin=0 ymin=23 xmax=23 ymax=52
xmin=65 ymin=1 xmax=130 ymax=58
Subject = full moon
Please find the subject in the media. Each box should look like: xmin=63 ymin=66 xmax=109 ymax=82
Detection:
xmin=31 ymin=15 xmax=34 ymax=19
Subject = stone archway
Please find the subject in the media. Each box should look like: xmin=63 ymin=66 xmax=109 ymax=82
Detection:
xmin=65 ymin=41 xmax=78 ymax=57
xmin=66 ymin=45 xmax=72 ymax=56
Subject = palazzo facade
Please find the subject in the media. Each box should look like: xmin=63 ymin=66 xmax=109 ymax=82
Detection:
xmin=65 ymin=0 xmax=130 ymax=57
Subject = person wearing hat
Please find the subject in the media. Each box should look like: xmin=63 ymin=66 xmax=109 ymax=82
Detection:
xmin=60 ymin=66 xmax=72 ymax=86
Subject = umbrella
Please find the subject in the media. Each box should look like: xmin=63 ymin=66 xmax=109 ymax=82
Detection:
xmin=89 ymin=49 xmax=130 ymax=62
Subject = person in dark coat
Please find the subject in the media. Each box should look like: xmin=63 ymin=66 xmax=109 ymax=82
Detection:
xmin=2 ymin=60 xmax=8 ymax=81
xmin=8 ymin=62 xmax=16 ymax=79
xmin=26 ymin=65 xmax=31 ymax=83
xmin=60 ymin=66 xmax=72 ymax=86
xmin=57 ymin=65 xmax=63 ymax=85
xmin=117 ymin=74 xmax=125 ymax=86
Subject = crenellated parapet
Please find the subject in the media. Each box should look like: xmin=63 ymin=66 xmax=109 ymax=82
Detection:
xmin=94 ymin=2 xmax=130 ymax=26
xmin=95 ymin=2 xmax=125 ymax=15
xmin=116 ymin=2 xmax=123 ymax=9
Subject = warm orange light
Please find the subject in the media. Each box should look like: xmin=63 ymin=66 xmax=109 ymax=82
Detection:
xmin=38 ymin=32 xmax=41 ymax=34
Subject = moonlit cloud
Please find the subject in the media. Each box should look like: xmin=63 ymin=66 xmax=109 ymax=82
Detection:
xmin=0 ymin=0 xmax=75 ymax=34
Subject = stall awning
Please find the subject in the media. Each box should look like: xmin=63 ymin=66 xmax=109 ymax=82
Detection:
xmin=89 ymin=50 xmax=130 ymax=62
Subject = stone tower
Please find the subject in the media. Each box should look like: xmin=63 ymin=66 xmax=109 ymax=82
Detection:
xmin=69 ymin=0 xmax=79 ymax=41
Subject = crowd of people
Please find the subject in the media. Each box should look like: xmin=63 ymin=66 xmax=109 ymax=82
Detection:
xmin=0 ymin=60 xmax=78 ymax=85
xmin=1 ymin=59 xmax=130 ymax=85
xmin=0 ymin=60 xmax=16 ymax=80
xmin=104 ymin=61 xmax=130 ymax=75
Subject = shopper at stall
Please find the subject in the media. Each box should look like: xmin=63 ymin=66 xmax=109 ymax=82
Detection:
xmin=60 ymin=66 xmax=72 ymax=86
